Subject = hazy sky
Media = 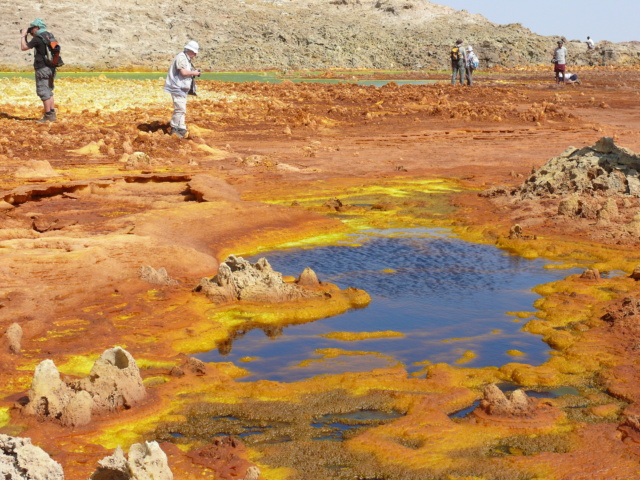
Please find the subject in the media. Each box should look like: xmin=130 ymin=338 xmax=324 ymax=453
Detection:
xmin=437 ymin=1 xmax=639 ymax=43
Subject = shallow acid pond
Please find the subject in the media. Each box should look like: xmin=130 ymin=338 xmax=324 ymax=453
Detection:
xmin=195 ymin=228 xmax=580 ymax=382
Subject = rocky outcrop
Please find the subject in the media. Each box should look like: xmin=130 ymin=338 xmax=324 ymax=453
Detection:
xmin=23 ymin=347 xmax=145 ymax=426
xmin=601 ymin=295 xmax=640 ymax=331
xmin=581 ymin=268 xmax=601 ymax=281
xmin=74 ymin=347 xmax=146 ymax=412
xmin=471 ymin=384 xmax=563 ymax=428
xmin=32 ymin=215 xmax=79 ymax=233
xmin=478 ymin=384 xmax=535 ymax=417
xmin=619 ymin=414 xmax=640 ymax=444
xmin=0 ymin=434 xmax=64 ymax=480
xmin=138 ymin=266 xmax=179 ymax=286
xmin=170 ymin=357 xmax=208 ymax=378
xmin=4 ymin=322 xmax=22 ymax=354
xmin=194 ymin=255 xmax=317 ymax=304
xmin=90 ymin=441 xmax=173 ymax=480
xmin=296 ymin=266 xmax=321 ymax=287
xmin=23 ymin=359 xmax=93 ymax=427
xmin=186 ymin=436 xmax=260 ymax=480
xmin=124 ymin=152 xmax=158 ymax=171
xmin=14 ymin=160 xmax=61 ymax=179
xmin=2 ymin=0 xmax=638 ymax=71
xmin=519 ymin=137 xmax=640 ymax=198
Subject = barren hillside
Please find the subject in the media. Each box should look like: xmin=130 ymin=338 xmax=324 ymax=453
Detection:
xmin=2 ymin=0 xmax=639 ymax=71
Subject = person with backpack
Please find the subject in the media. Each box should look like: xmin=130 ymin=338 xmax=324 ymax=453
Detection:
xmin=450 ymin=39 xmax=467 ymax=85
xmin=20 ymin=18 xmax=61 ymax=123
xmin=164 ymin=41 xmax=201 ymax=138
xmin=465 ymin=45 xmax=479 ymax=86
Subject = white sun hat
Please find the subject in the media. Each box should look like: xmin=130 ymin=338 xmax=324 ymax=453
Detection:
xmin=184 ymin=41 xmax=199 ymax=54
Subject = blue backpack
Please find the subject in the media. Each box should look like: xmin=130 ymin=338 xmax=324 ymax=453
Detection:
xmin=468 ymin=53 xmax=479 ymax=70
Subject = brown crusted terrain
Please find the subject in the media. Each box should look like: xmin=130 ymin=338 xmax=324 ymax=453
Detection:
xmin=3 ymin=68 xmax=640 ymax=478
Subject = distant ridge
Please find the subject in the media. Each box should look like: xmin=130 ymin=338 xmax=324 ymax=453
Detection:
xmin=2 ymin=0 xmax=639 ymax=70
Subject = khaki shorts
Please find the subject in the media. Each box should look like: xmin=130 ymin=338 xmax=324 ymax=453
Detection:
xmin=35 ymin=67 xmax=55 ymax=101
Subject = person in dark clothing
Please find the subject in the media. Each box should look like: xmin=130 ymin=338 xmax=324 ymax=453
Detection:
xmin=451 ymin=39 xmax=466 ymax=85
xmin=20 ymin=18 xmax=57 ymax=123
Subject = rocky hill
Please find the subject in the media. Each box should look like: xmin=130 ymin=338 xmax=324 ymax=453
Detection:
xmin=2 ymin=0 xmax=639 ymax=71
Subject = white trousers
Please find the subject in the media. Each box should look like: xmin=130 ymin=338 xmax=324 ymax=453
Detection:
xmin=170 ymin=94 xmax=187 ymax=129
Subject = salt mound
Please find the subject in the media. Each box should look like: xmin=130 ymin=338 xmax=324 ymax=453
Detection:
xmin=519 ymin=137 xmax=640 ymax=198
xmin=195 ymin=255 xmax=317 ymax=304
xmin=471 ymin=384 xmax=564 ymax=429
xmin=0 ymin=434 xmax=64 ymax=479
xmin=14 ymin=160 xmax=61 ymax=179
xmin=477 ymin=384 xmax=535 ymax=417
xmin=138 ymin=265 xmax=179 ymax=286
xmin=90 ymin=442 xmax=173 ymax=480
xmin=23 ymin=347 xmax=146 ymax=426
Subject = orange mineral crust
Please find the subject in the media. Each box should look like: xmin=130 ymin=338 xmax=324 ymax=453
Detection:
xmin=3 ymin=69 xmax=640 ymax=479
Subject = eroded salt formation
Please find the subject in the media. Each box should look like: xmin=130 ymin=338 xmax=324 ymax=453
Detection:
xmin=472 ymin=384 xmax=563 ymax=428
xmin=478 ymin=384 xmax=535 ymax=417
xmin=138 ymin=265 xmax=179 ymax=286
xmin=195 ymin=255 xmax=318 ymax=304
xmin=23 ymin=347 xmax=145 ymax=426
xmin=0 ymin=434 xmax=64 ymax=479
xmin=90 ymin=441 xmax=173 ymax=480
xmin=519 ymin=137 xmax=640 ymax=198
xmin=3 ymin=322 xmax=22 ymax=354
xmin=14 ymin=160 xmax=61 ymax=179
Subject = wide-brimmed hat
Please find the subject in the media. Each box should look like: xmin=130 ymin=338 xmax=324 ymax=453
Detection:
xmin=467 ymin=46 xmax=473 ymax=51
xmin=184 ymin=41 xmax=199 ymax=54
xmin=456 ymin=39 xmax=463 ymax=45
xmin=557 ymin=40 xmax=564 ymax=44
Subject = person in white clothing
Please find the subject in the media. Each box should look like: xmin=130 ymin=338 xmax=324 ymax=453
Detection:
xmin=465 ymin=46 xmax=479 ymax=86
xmin=562 ymin=72 xmax=581 ymax=85
xmin=586 ymin=36 xmax=595 ymax=50
xmin=164 ymin=41 xmax=201 ymax=138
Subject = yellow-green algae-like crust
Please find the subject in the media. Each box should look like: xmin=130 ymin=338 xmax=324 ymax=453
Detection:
xmin=0 ymin=407 xmax=10 ymax=429
xmin=321 ymin=330 xmax=405 ymax=341
xmin=170 ymin=286 xmax=371 ymax=355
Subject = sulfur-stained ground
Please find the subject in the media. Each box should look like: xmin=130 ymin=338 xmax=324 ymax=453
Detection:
xmin=3 ymin=68 xmax=640 ymax=479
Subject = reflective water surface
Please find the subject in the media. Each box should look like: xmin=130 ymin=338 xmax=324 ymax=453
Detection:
xmin=195 ymin=229 xmax=579 ymax=382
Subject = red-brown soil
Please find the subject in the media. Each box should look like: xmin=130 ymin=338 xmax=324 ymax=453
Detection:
xmin=3 ymin=68 xmax=640 ymax=479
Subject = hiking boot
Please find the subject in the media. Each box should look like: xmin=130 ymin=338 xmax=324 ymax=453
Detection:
xmin=170 ymin=127 xmax=186 ymax=138
xmin=36 ymin=110 xmax=56 ymax=123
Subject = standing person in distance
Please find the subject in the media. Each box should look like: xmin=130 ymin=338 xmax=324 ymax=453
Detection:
xmin=465 ymin=45 xmax=479 ymax=86
xmin=450 ymin=39 xmax=467 ymax=85
xmin=164 ymin=41 xmax=201 ymax=138
xmin=552 ymin=40 xmax=567 ymax=86
xmin=19 ymin=18 xmax=58 ymax=123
